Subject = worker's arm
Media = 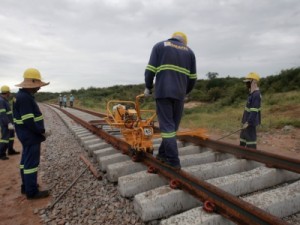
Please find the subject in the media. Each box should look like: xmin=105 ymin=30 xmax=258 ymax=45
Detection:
xmin=17 ymin=96 xmax=45 ymax=135
xmin=0 ymin=101 xmax=10 ymax=126
xmin=145 ymin=44 xmax=160 ymax=90
xmin=247 ymin=92 xmax=261 ymax=126
xmin=186 ymin=50 xmax=197 ymax=94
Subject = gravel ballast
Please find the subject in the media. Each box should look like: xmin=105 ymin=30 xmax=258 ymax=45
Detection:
xmin=38 ymin=105 xmax=153 ymax=225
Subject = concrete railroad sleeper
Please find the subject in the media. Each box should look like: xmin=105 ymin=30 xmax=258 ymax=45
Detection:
xmin=47 ymin=104 xmax=300 ymax=225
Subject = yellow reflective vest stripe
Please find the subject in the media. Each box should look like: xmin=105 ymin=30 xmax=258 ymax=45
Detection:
xmin=24 ymin=167 xmax=38 ymax=174
xmin=161 ymin=131 xmax=176 ymax=138
xmin=146 ymin=64 xmax=197 ymax=79
xmin=14 ymin=113 xmax=44 ymax=124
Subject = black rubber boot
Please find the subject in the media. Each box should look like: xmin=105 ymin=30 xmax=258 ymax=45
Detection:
xmin=8 ymin=149 xmax=20 ymax=155
xmin=0 ymin=155 xmax=9 ymax=160
xmin=27 ymin=190 xmax=49 ymax=199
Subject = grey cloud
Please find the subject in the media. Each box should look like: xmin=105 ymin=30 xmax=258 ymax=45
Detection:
xmin=0 ymin=0 xmax=299 ymax=92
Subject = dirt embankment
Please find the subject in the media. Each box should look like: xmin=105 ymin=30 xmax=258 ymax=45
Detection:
xmin=210 ymin=127 xmax=300 ymax=159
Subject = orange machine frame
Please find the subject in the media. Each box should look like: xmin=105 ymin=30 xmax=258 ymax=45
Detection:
xmin=105 ymin=94 xmax=157 ymax=153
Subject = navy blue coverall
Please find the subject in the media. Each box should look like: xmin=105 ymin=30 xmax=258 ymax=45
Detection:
xmin=240 ymin=90 xmax=262 ymax=149
xmin=145 ymin=38 xmax=197 ymax=167
xmin=0 ymin=95 xmax=15 ymax=157
xmin=13 ymin=89 xmax=46 ymax=197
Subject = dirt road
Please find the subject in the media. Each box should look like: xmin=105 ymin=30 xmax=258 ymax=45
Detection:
xmin=0 ymin=140 xmax=50 ymax=225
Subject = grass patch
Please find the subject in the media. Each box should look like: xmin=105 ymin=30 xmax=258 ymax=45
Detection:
xmin=181 ymin=105 xmax=242 ymax=132
xmin=181 ymin=91 xmax=300 ymax=131
xmin=48 ymin=90 xmax=300 ymax=131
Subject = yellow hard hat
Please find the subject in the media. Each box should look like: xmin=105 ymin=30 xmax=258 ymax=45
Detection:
xmin=172 ymin=32 xmax=188 ymax=45
xmin=15 ymin=68 xmax=49 ymax=88
xmin=244 ymin=72 xmax=260 ymax=82
xmin=23 ymin=68 xmax=42 ymax=80
xmin=1 ymin=85 xmax=10 ymax=93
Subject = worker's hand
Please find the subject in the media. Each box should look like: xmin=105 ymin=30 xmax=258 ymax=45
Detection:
xmin=42 ymin=130 xmax=52 ymax=138
xmin=144 ymin=88 xmax=152 ymax=97
xmin=242 ymin=122 xmax=249 ymax=129
xmin=8 ymin=123 xmax=14 ymax=130
xmin=184 ymin=96 xmax=189 ymax=103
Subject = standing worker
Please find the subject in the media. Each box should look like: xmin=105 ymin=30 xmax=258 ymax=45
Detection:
xmin=69 ymin=94 xmax=74 ymax=107
xmin=13 ymin=68 xmax=50 ymax=199
xmin=240 ymin=72 xmax=262 ymax=149
xmin=58 ymin=94 xmax=63 ymax=108
xmin=63 ymin=95 xmax=67 ymax=108
xmin=144 ymin=32 xmax=197 ymax=170
xmin=0 ymin=85 xmax=20 ymax=160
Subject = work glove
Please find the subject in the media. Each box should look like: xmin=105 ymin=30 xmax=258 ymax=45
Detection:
xmin=184 ymin=96 xmax=189 ymax=103
xmin=8 ymin=123 xmax=14 ymax=130
xmin=42 ymin=130 xmax=52 ymax=138
xmin=144 ymin=88 xmax=152 ymax=97
xmin=242 ymin=122 xmax=249 ymax=129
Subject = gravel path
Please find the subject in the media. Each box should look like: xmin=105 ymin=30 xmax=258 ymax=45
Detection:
xmin=38 ymin=105 xmax=152 ymax=225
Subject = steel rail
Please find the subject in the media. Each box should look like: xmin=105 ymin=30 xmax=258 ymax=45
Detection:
xmin=52 ymin=105 xmax=292 ymax=225
xmin=72 ymin=106 xmax=107 ymax=117
xmin=69 ymin=104 xmax=300 ymax=174
xmin=142 ymin=154 xmax=289 ymax=225
xmin=55 ymin=107 xmax=130 ymax=152
xmin=177 ymin=135 xmax=300 ymax=174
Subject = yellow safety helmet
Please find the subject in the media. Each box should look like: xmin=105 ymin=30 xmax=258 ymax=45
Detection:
xmin=243 ymin=72 xmax=260 ymax=82
xmin=15 ymin=68 xmax=49 ymax=88
xmin=172 ymin=32 xmax=188 ymax=45
xmin=23 ymin=68 xmax=42 ymax=80
xmin=1 ymin=85 xmax=10 ymax=93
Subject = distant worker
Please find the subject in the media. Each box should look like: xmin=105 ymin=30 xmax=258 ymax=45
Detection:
xmin=69 ymin=94 xmax=74 ymax=107
xmin=240 ymin=72 xmax=262 ymax=149
xmin=144 ymin=32 xmax=197 ymax=170
xmin=13 ymin=68 xmax=50 ymax=199
xmin=63 ymin=95 xmax=67 ymax=108
xmin=0 ymin=85 xmax=20 ymax=160
xmin=58 ymin=94 xmax=63 ymax=108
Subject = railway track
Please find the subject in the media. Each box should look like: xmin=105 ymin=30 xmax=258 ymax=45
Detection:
xmin=44 ymin=104 xmax=300 ymax=225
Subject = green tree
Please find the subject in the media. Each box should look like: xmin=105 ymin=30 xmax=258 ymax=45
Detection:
xmin=206 ymin=72 xmax=219 ymax=80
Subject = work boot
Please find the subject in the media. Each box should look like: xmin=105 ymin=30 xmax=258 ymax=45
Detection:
xmin=0 ymin=155 xmax=9 ymax=160
xmin=21 ymin=185 xmax=25 ymax=194
xmin=168 ymin=164 xmax=181 ymax=171
xmin=8 ymin=149 xmax=20 ymax=155
xmin=156 ymin=154 xmax=166 ymax=162
xmin=164 ymin=160 xmax=181 ymax=171
xmin=27 ymin=190 xmax=49 ymax=199
xmin=21 ymin=184 xmax=40 ymax=195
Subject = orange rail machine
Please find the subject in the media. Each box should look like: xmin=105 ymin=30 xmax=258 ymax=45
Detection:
xmin=104 ymin=94 xmax=208 ymax=161
xmin=104 ymin=94 xmax=158 ymax=160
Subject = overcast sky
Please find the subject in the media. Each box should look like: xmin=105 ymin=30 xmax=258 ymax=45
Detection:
xmin=0 ymin=0 xmax=299 ymax=92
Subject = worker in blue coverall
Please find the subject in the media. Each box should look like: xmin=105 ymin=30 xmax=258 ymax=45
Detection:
xmin=69 ymin=94 xmax=74 ymax=107
xmin=144 ymin=32 xmax=197 ymax=169
xmin=240 ymin=72 xmax=262 ymax=149
xmin=0 ymin=85 xmax=20 ymax=160
xmin=58 ymin=94 xmax=63 ymax=108
xmin=13 ymin=68 xmax=50 ymax=199
xmin=63 ymin=95 xmax=67 ymax=107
